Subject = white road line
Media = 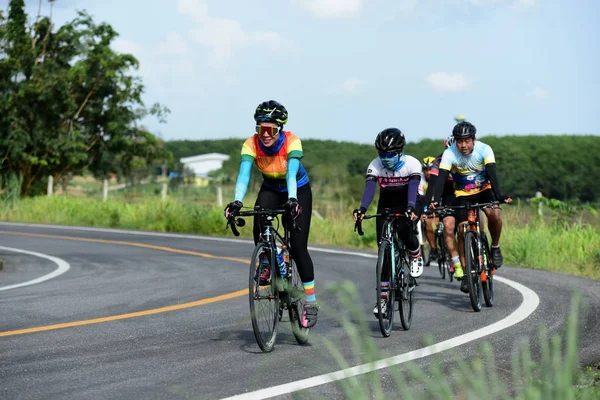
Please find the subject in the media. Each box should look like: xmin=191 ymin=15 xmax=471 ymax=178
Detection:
xmin=0 ymin=246 xmax=71 ymax=292
xmin=221 ymin=275 xmax=540 ymax=400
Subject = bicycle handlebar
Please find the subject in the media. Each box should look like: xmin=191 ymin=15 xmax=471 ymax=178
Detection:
xmin=226 ymin=207 xmax=295 ymax=237
xmin=441 ymin=200 xmax=501 ymax=211
xmin=424 ymin=207 xmax=453 ymax=217
xmin=354 ymin=210 xmax=410 ymax=237
xmin=424 ymin=201 xmax=501 ymax=219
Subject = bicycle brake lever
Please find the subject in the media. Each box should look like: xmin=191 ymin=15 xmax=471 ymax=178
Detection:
xmin=355 ymin=220 xmax=364 ymax=236
xmin=226 ymin=217 xmax=240 ymax=237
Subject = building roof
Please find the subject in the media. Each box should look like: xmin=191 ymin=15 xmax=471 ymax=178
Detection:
xmin=180 ymin=152 xmax=230 ymax=164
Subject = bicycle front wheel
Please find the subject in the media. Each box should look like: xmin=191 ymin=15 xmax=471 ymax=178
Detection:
xmin=398 ymin=249 xmax=413 ymax=330
xmin=376 ymin=240 xmax=395 ymax=337
xmin=481 ymin=233 xmax=494 ymax=307
xmin=464 ymin=231 xmax=482 ymax=312
xmin=436 ymin=233 xmax=446 ymax=280
xmin=287 ymin=258 xmax=309 ymax=344
xmin=249 ymin=242 xmax=280 ymax=352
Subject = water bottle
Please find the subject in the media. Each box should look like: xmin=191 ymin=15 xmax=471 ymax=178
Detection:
xmin=281 ymin=245 xmax=290 ymax=277
xmin=276 ymin=247 xmax=287 ymax=278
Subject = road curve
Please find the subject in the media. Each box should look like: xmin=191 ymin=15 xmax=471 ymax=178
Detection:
xmin=0 ymin=222 xmax=598 ymax=400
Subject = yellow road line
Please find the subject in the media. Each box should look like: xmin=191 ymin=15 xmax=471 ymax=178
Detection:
xmin=0 ymin=289 xmax=248 ymax=337
xmin=0 ymin=230 xmax=251 ymax=337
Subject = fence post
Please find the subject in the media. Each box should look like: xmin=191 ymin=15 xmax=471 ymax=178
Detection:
xmin=535 ymin=191 xmax=543 ymax=217
xmin=161 ymin=182 xmax=167 ymax=202
xmin=216 ymin=186 xmax=223 ymax=207
xmin=47 ymin=176 xmax=53 ymax=196
xmin=103 ymin=179 xmax=108 ymax=202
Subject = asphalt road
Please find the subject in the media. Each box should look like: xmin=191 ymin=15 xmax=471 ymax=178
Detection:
xmin=0 ymin=222 xmax=598 ymax=399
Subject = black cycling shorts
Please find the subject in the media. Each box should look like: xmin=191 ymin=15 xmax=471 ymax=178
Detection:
xmin=454 ymin=189 xmax=496 ymax=223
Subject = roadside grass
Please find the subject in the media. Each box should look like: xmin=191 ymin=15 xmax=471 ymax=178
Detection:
xmin=1 ymin=196 xmax=598 ymax=280
xmin=324 ymin=284 xmax=598 ymax=399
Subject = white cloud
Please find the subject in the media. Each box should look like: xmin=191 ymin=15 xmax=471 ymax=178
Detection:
xmin=341 ymin=78 xmax=366 ymax=94
xmin=466 ymin=0 xmax=537 ymax=8
xmin=112 ymin=39 xmax=145 ymax=59
xmin=155 ymin=32 xmax=189 ymax=56
xmin=151 ymin=33 xmax=194 ymax=85
xmin=425 ymin=72 xmax=470 ymax=92
xmin=295 ymin=0 xmax=362 ymax=19
xmin=528 ymin=87 xmax=549 ymax=100
xmin=178 ymin=0 xmax=284 ymax=68
xmin=470 ymin=0 xmax=503 ymax=5
xmin=513 ymin=0 xmax=537 ymax=9
xmin=111 ymin=34 xmax=195 ymax=93
xmin=177 ymin=0 xmax=209 ymax=22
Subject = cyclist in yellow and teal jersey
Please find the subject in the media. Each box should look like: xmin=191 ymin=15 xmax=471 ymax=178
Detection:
xmin=426 ymin=121 xmax=512 ymax=293
xmin=224 ymin=100 xmax=318 ymax=328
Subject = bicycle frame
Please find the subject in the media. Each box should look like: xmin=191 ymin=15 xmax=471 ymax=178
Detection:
xmin=227 ymin=206 xmax=308 ymax=351
xmin=229 ymin=206 xmax=295 ymax=286
xmin=429 ymin=202 xmax=497 ymax=274
xmin=356 ymin=210 xmax=405 ymax=284
xmin=355 ymin=210 xmax=415 ymax=333
xmin=460 ymin=202 xmax=498 ymax=274
xmin=440 ymin=201 xmax=499 ymax=311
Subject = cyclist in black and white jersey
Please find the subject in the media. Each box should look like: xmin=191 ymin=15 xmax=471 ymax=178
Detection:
xmin=352 ymin=128 xmax=424 ymax=318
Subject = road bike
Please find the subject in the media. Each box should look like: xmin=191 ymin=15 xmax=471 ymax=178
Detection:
xmin=227 ymin=207 xmax=309 ymax=352
xmin=426 ymin=207 xmax=454 ymax=282
xmin=355 ymin=210 xmax=416 ymax=337
xmin=446 ymin=201 xmax=499 ymax=312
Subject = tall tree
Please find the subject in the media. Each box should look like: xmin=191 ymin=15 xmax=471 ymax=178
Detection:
xmin=0 ymin=0 xmax=170 ymax=196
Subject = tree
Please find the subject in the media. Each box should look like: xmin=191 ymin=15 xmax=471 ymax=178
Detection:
xmin=0 ymin=1 xmax=170 ymax=196
xmin=163 ymin=135 xmax=600 ymax=204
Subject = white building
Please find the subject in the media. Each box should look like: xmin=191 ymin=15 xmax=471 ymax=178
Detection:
xmin=180 ymin=153 xmax=230 ymax=179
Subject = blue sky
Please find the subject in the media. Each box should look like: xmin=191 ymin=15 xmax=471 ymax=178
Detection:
xmin=4 ymin=0 xmax=599 ymax=144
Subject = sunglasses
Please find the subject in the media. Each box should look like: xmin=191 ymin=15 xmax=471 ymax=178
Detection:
xmin=378 ymin=151 xmax=398 ymax=159
xmin=256 ymin=125 xmax=280 ymax=137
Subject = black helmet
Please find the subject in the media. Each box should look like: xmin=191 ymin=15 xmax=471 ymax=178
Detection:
xmin=452 ymin=121 xmax=476 ymax=139
xmin=375 ymin=128 xmax=405 ymax=153
xmin=254 ymin=100 xmax=288 ymax=126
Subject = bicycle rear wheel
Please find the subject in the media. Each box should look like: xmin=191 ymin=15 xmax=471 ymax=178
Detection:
xmin=421 ymin=244 xmax=431 ymax=267
xmin=287 ymin=258 xmax=309 ymax=344
xmin=397 ymin=248 xmax=413 ymax=330
xmin=249 ymin=242 xmax=280 ymax=352
xmin=481 ymin=233 xmax=494 ymax=307
xmin=464 ymin=231 xmax=482 ymax=312
xmin=417 ymin=220 xmax=431 ymax=267
xmin=376 ymin=240 xmax=395 ymax=337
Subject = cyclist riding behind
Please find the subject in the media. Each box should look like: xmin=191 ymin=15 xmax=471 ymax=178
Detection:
xmin=224 ymin=100 xmax=319 ymax=328
xmin=426 ymin=121 xmax=512 ymax=293
xmin=423 ymin=136 xmax=459 ymax=275
xmin=352 ymin=128 xmax=424 ymax=318
xmin=419 ymin=156 xmax=438 ymax=261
